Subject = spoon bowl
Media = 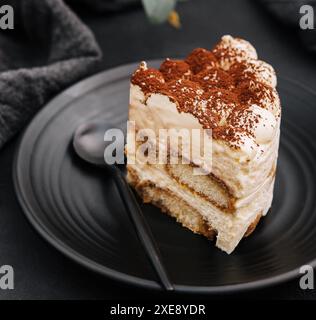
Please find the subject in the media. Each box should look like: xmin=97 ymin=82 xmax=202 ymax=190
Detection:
xmin=73 ymin=120 xmax=117 ymax=166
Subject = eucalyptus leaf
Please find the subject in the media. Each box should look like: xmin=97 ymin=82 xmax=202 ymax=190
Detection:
xmin=141 ymin=0 xmax=177 ymax=24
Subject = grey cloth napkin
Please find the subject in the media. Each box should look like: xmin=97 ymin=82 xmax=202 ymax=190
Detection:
xmin=0 ymin=0 xmax=102 ymax=149
xmin=260 ymin=0 xmax=316 ymax=52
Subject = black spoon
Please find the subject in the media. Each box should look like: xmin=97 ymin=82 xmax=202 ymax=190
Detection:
xmin=73 ymin=120 xmax=174 ymax=291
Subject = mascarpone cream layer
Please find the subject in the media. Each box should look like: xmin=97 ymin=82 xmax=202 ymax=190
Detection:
xmin=128 ymin=160 xmax=274 ymax=254
xmin=129 ymin=84 xmax=280 ymax=198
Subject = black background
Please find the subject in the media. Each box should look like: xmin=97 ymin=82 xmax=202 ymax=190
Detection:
xmin=1 ymin=0 xmax=316 ymax=299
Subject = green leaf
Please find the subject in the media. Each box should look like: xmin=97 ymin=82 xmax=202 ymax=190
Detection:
xmin=141 ymin=0 xmax=177 ymax=24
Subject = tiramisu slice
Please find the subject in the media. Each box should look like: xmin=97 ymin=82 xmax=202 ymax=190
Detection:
xmin=126 ymin=35 xmax=281 ymax=254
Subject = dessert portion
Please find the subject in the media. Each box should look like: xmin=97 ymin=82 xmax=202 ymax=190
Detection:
xmin=126 ymin=35 xmax=281 ymax=254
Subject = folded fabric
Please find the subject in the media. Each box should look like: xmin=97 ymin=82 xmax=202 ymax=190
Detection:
xmin=260 ymin=0 xmax=316 ymax=52
xmin=0 ymin=0 xmax=102 ymax=149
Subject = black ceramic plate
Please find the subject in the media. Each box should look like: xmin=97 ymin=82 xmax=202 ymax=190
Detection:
xmin=13 ymin=61 xmax=316 ymax=293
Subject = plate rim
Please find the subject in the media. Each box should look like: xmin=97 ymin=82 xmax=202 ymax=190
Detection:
xmin=12 ymin=61 xmax=316 ymax=294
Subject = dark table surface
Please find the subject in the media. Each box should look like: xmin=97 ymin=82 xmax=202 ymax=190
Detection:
xmin=1 ymin=0 xmax=316 ymax=300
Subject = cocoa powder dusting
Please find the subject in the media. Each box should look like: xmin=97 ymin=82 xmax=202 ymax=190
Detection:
xmin=185 ymin=48 xmax=217 ymax=74
xmin=236 ymin=79 xmax=275 ymax=109
xmin=159 ymin=59 xmax=192 ymax=82
xmin=160 ymin=79 xmax=204 ymax=113
xmin=131 ymin=67 xmax=166 ymax=94
xmin=193 ymin=67 xmax=235 ymax=91
xmin=130 ymin=38 xmax=280 ymax=147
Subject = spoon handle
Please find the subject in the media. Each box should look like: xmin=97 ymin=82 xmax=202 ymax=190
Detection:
xmin=113 ymin=169 xmax=174 ymax=291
